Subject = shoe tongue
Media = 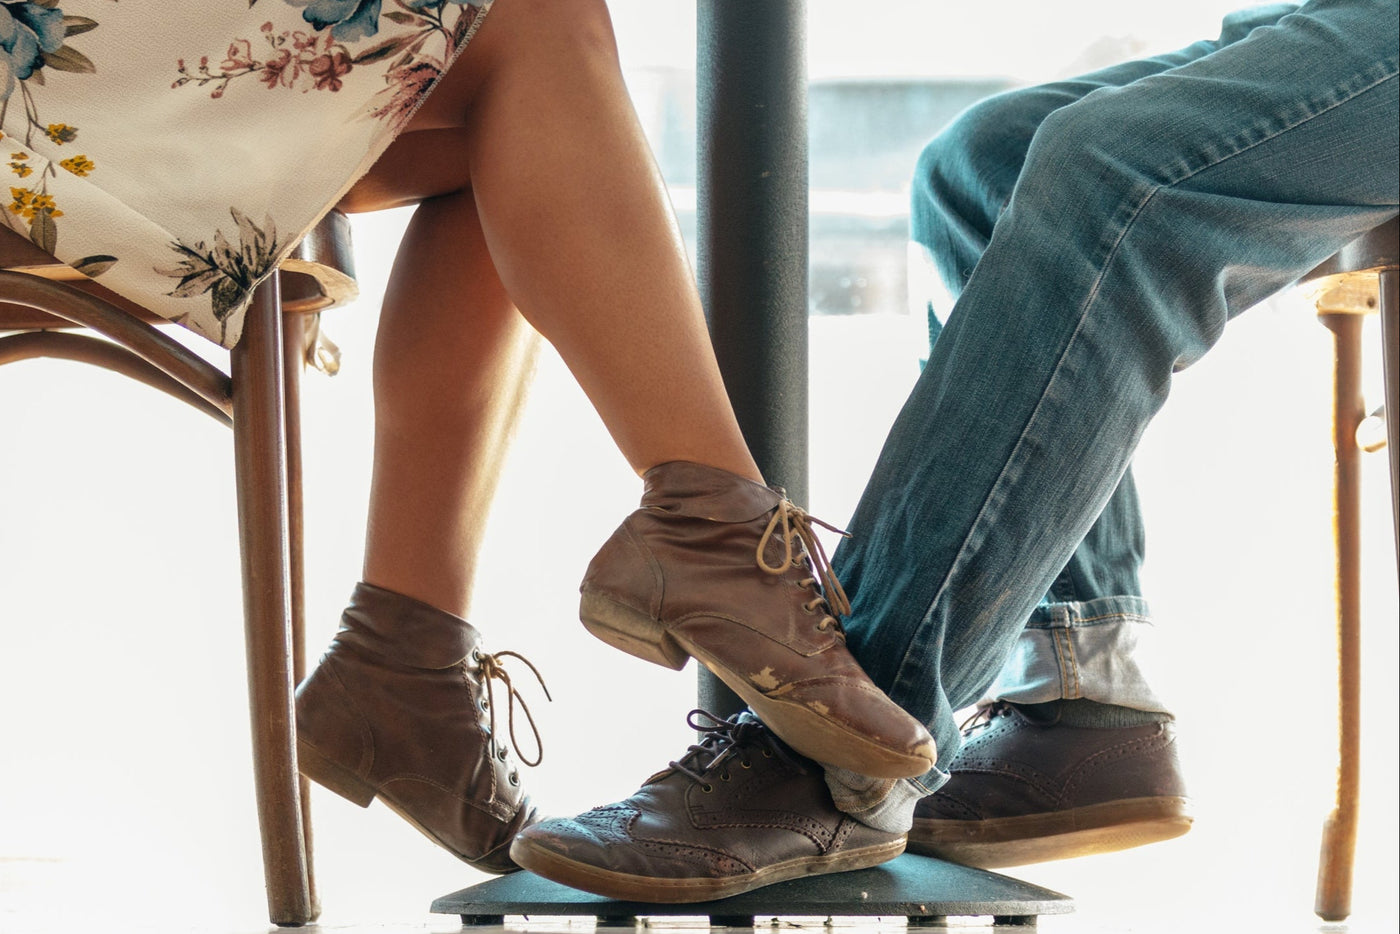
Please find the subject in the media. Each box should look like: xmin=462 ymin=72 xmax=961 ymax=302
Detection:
xmin=337 ymin=581 xmax=478 ymax=669
xmin=641 ymin=461 xmax=782 ymax=522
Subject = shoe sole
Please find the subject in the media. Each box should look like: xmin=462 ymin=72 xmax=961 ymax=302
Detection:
xmin=510 ymin=834 xmax=906 ymax=903
xmin=296 ymin=737 xmax=519 ymax=874
xmin=906 ymin=795 xmax=1192 ymax=868
xmin=580 ymin=591 xmax=932 ymax=779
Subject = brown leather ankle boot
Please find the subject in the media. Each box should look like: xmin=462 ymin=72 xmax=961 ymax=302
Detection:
xmin=580 ymin=461 xmax=935 ymax=779
xmin=295 ymin=582 xmax=543 ymax=872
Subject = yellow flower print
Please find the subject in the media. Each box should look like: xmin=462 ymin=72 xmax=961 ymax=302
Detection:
xmin=44 ymin=124 xmax=78 ymax=145
xmin=9 ymin=154 xmax=32 ymax=178
xmin=59 ymin=155 xmax=95 ymax=177
xmin=8 ymin=188 xmax=63 ymax=222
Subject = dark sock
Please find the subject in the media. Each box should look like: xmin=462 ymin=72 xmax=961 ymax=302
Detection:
xmin=1015 ymin=698 xmax=1171 ymax=728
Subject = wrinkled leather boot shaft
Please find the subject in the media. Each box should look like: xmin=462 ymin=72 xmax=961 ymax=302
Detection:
xmin=295 ymin=582 xmax=539 ymax=872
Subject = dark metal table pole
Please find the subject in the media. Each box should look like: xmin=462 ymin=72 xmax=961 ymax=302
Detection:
xmin=696 ymin=0 xmax=809 ymax=718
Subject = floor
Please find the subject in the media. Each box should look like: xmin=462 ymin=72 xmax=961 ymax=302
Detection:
xmin=2 ymin=210 xmax=1396 ymax=934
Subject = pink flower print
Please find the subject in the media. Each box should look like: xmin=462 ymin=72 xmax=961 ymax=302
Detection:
xmin=308 ymin=47 xmax=351 ymax=91
xmin=222 ymin=39 xmax=255 ymax=72
xmin=260 ymin=47 xmax=297 ymax=89
xmin=369 ymin=60 xmax=441 ymax=133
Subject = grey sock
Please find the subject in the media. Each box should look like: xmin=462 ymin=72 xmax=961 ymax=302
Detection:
xmin=1017 ymin=698 xmax=1171 ymax=728
xmin=824 ymin=767 xmax=931 ymax=833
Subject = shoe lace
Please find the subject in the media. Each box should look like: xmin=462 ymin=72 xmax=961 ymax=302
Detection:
xmin=475 ymin=650 xmax=552 ymax=768
xmin=668 ymin=709 xmax=803 ymax=789
xmin=755 ymin=498 xmax=853 ymax=628
xmin=958 ymin=700 xmax=1013 ymax=737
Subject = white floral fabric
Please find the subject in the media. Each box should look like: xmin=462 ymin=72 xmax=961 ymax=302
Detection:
xmin=0 ymin=0 xmax=490 ymax=347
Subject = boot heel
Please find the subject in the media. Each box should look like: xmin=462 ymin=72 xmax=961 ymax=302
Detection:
xmin=580 ymin=591 xmax=690 ymax=671
xmin=297 ymin=737 xmax=376 ymax=807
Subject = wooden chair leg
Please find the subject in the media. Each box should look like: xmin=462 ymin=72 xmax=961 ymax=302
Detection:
xmin=231 ymin=276 xmax=313 ymax=926
xmin=281 ymin=311 xmax=319 ymax=919
xmin=1315 ymin=311 xmax=1364 ymax=923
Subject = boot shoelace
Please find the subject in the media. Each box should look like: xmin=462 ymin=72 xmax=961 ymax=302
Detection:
xmin=471 ymin=648 xmax=551 ymax=770
xmin=756 ymin=498 xmax=853 ymax=629
xmin=958 ymin=700 xmax=1014 ymax=736
xmin=669 ymin=709 xmax=804 ymax=791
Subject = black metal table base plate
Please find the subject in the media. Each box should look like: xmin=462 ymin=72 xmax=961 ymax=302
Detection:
xmin=431 ymin=854 xmax=1072 ymax=927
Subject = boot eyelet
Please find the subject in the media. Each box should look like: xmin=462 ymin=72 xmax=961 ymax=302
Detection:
xmin=477 ymin=697 xmax=489 ymax=712
xmin=508 ymin=771 xmax=520 ymax=786
xmin=740 ymin=760 xmax=752 ymax=769
xmin=497 ymin=745 xmax=509 ymax=760
xmin=470 ymin=648 xmax=482 ymax=663
xmin=719 ymin=772 xmax=730 ymax=782
xmin=700 ymin=783 xmax=714 ymax=793
xmin=762 ymin=749 xmax=774 ymax=758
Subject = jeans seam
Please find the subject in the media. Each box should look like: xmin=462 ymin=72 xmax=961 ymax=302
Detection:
xmin=1030 ymin=611 xmax=1154 ymax=628
xmin=1064 ymin=627 xmax=1082 ymax=698
xmin=1157 ymin=59 xmax=1399 ymax=187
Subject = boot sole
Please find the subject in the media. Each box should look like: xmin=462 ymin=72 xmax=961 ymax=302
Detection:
xmin=297 ymin=738 xmax=520 ymax=874
xmin=580 ymin=591 xmax=933 ymax=779
xmin=510 ymin=834 xmax=906 ymax=903
xmin=906 ymin=795 xmax=1192 ymax=868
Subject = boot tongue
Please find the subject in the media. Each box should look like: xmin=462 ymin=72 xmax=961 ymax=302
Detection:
xmin=337 ymin=581 xmax=477 ymax=669
xmin=641 ymin=461 xmax=782 ymax=522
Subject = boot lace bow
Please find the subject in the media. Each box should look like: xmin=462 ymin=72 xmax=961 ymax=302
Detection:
xmin=473 ymin=649 xmax=551 ymax=768
xmin=669 ymin=709 xmax=803 ymax=790
xmin=756 ymin=497 xmax=853 ymax=626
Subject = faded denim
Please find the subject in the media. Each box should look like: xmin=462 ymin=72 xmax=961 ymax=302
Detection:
xmin=899 ymin=10 xmax=1313 ymax=714
xmin=831 ymin=0 xmax=1399 ymax=803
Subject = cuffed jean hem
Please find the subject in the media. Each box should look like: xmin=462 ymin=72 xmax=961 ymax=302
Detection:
xmin=984 ymin=596 xmax=1172 ymax=713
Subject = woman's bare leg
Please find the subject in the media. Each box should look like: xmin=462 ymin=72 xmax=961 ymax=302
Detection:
xmin=352 ymin=182 xmax=537 ymax=617
xmin=338 ymin=0 xmax=765 ymax=613
xmin=294 ymin=5 xmax=928 ymax=869
xmin=388 ymin=0 xmax=761 ymax=483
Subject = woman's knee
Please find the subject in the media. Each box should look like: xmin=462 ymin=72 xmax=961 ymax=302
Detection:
xmin=480 ymin=0 xmax=619 ymax=66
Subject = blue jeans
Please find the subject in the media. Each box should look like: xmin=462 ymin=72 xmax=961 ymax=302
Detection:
xmin=905 ymin=12 xmax=1308 ymax=715
xmin=834 ymin=0 xmax=1399 ymax=793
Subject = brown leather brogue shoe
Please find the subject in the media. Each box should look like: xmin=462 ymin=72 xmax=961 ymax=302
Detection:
xmin=908 ymin=702 xmax=1191 ymax=868
xmin=295 ymin=582 xmax=546 ymax=872
xmin=580 ymin=461 xmax=935 ymax=779
xmin=510 ymin=711 xmax=906 ymax=902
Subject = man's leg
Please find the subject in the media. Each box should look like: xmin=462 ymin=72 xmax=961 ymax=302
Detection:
xmin=835 ymin=0 xmax=1398 ymax=830
xmin=909 ymin=3 xmax=1305 ymax=728
xmin=885 ymin=15 xmax=1342 ymax=859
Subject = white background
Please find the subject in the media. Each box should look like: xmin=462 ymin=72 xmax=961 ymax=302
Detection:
xmin=2 ymin=2 xmax=1397 ymax=932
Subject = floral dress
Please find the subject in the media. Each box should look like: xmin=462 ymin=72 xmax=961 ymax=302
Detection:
xmin=0 ymin=0 xmax=490 ymax=348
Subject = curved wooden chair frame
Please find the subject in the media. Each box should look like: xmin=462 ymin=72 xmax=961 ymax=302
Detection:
xmin=0 ymin=210 xmax=355 ymax=927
